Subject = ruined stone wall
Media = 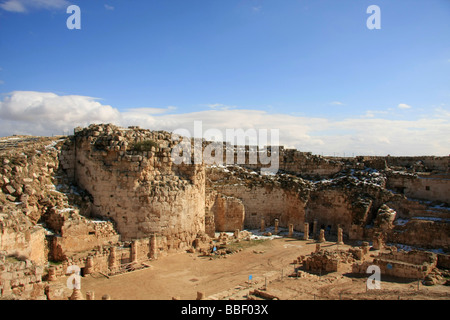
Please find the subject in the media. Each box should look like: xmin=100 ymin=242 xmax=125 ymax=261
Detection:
xmin=206 ymin=192 xmax=245 ymax=232
xmin=0 ymin=136 xmax=69 ymax=265
xmin=379 ymin=250 xmax=437 ymax=265
xmin=386 ymin=220 xmax=450 ymax=251
xmin=47 ymin=234 xmax=181 ymax=280
xmin=385 ymin=156 xmax=449 ymax=173
xmin=437 ymin=253 xmax=450 ymax=269
xmin=214 ymin=184 xmax=306 ymax=231
xmin=302 ymin=250 xmax=354 ymax=273
xmin=387 ymin=197 xmax=446 ymax=220
xmin=204 ymin=192 xmax=217 ymax=237
xmin=206 ymin=143 xmax=345 ymax=178
xmin=61 ymin=124 xmax=206 ymax=249
xmin=305 ymin=190 xmax=354 ymax=235
xmin=50 ymin=219 xmax=120 ymax=261
xmin=0 ymin=218 xmax=46 ymax=266
xmin=386 ymin=172 xmax=450 ymax=204
xmin=239 ymin=148 xmax=344 ymax=178
xmin=353 ymin=250 xmax=437 ymax=279
xmin=0 ymin=254 xmax=46 ymax=300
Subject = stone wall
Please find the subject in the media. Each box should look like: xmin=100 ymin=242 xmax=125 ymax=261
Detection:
xmin=0 ymin=253 xmax=46 ymax=300
xmin=437 ymin=253 xmax=450 ymax=269
xmin=60 ymin=124 xmax=207 ymax=248
xmin=0 ymin=210 xmax=47 ymax=265
xmin=206 ymin=192 xmax=245 ymax=232
xmin=386 ymin=219 xmax=450 ymax=251
xmin=386 ymin=171 xmax=450 ymax=204
xmin=213 ymin=184 xmax=306 ymax=231
xmin=352 ymin=250 xmax=437 ymax=279
xmin=302 ymin=249 xmax=354 ymax=273
xmin=0 ymin=136 xmax=68 ymax=265
xmin=239 ymin=147 xmax=344 ymax=178
xmin=50 ymin=218 xmax=121 ymax=262
xmin=385 ymin=156 xmax=449 ymax=173
xmin=305 ymin=189 xmax=355 ymax=235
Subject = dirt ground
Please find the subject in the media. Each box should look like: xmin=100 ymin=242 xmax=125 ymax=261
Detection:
xmin=74 ymin=237 xmax=449 ymax=300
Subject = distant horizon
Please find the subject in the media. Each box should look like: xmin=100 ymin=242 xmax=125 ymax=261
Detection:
xmin=1 ymin=1 xmax=449 ymax=156
xmin=1 ymin=122 xmax=448 ymax=158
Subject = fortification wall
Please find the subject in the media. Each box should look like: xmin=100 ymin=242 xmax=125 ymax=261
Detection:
xmin=387 ymin=172 xmax=450 ymax=204
xmin=60 ymin=124 xmax=206 ymax=246
xmin=305 ymin=189 xmax=355 ymax=235
xmin=0 ymin=136 xmax=68 ymax=265
xmin=0 ymin=218 xmax=46 ymax=265
xmin=352 ymin=250 xmax=437 ymax=279
xmin=386 ymin=156 xmax=449 ymax=173
xmin=0 ymin=254 xmax=46 ymax=300
xmin=206 ymin=192 xmax=245 ymax=232
xmin=213 ymin=184 xmax=306 ymax=231
xmin=386 ymin=219 xmax=450 ymax=250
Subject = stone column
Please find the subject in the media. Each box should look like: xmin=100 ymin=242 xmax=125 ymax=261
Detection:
xmin=361 ymin=241 xmax=370 ymax=255
xmin=131 ymin=240 xmax=138 ymax=263
xmin=261 ymin=218 xmax=265 ymax=232
xmin=47 ymin=266 xmax=57 ymax=281
xmin=337 ymin=227 xmax=344 ymax=245
xmin=149 ymin=233 xmax=158 ymax=260
xmin=109 ymin=247 xmax=117 ymax=271
xmin=196 ymin=291 xmax=205 ymax=300
xmin=70 ymin=288 xmax=84 ymax=300
xmin=84 ymin=256 xmax=94 ymax=275
xmin=86 ymin=291 xmax=95 ymax=300
xmin=288 ymin=224 xmax=294 ymax=237
xmin=318 ymin=229 xmax=326 ymax=243
xmin=274 ymin=219 xmax=279 ymax=234
xmin=372 ymin=234 xmax=383 ymax=250
xmin=313 ymin=219 xmax=318 ymax=238
xmin=303 ymin=223 xmax=309 ymax=240
xmin=234 ymin=229 xmax=240 ymax=239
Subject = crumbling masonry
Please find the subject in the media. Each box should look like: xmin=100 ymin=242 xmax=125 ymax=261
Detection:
xmin=0 ymin=123 xmax=449 ymax=299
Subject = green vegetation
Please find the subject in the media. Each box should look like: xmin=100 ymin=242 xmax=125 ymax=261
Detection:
xmin=225 ymin=238 xmax=269 ymax=251
xmin=132 ymin=140 xmax=159 ymax=152
xmin=6 ymin=254 xmax=27 ymax=263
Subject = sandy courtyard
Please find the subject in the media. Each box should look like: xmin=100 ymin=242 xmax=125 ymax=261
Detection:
xmin=72 ymin=237 xmax=450 ymax=300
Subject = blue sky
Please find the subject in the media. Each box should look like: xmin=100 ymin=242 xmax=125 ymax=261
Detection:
xmin=0 ymin=0 xmax=449 ymax=156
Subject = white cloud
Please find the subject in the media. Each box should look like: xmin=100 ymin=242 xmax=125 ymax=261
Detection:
xmin=0 ymin=0 xmax=69 ymax=13
xmin=124 ymin=106 xmax=176 ymax=115
xmin=363 ymin=110 xmax=389 ymax=118
xmin=398 ymin=103 xmax=412 ymax=109
xmin=1 ymin=91 xmax=449 ymax=156
xmin=0 ymin=91 xmax=121 ymax=136
xmin=0 ymin=0 xmax=25 ymax=12
xmin=206 ymin=103 xmax=238 ymax=111
xmin=330 ymin=101 xmax=344 ymax=106
xmin=104 ymin=4 xmax=114 ymax=11
xmin=0 ymin=80 xmax=4 ymax=85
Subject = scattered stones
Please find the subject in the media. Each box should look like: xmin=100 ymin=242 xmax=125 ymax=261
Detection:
xmin=0 ymin=124 xmax=449 ymax=300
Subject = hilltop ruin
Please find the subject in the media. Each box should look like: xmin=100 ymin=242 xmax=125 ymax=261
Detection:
xmin=0 ymin=123 xmax=449 ymax=299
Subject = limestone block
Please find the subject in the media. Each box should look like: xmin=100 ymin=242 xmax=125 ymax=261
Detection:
xmin=4 ymin=185 xmax=16 ymax=195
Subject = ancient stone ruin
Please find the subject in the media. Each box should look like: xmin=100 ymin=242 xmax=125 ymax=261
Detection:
xmin=0 ymin=123 xmax=449 ymax=299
